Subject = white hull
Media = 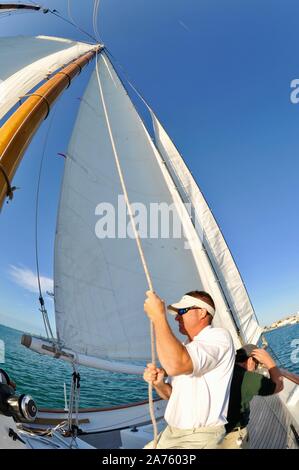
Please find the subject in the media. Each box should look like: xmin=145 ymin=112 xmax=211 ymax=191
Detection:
xmin=0 ymin=399 xmax=166 ymax=449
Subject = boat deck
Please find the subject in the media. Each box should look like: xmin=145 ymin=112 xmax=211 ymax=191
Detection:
xmin=78 ymin=394 xmax=299 ymax=449
xmin=7 ymin=380 xmax=298 ymax=450
xmin=248 ymin=394 xmax=298 ymax=449
xmin=80 ymin=429 xmax=122 ymax=449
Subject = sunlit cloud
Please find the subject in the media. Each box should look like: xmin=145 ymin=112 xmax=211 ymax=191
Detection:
xmin=8 ymin=265 xmax=53 ymax=295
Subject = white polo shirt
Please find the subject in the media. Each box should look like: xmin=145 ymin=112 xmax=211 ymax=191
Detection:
xmin=164 ymin=325 xmax=235 ymax=429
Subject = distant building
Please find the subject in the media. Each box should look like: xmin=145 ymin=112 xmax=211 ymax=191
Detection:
xmin=264 ymin=312 xmax=299 ymax=332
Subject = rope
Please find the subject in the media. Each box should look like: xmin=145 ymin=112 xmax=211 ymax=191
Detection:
xmin=92 ymin=0 xmax=102 ymax=43
xmin=67 ymin=0 xmax=101 ymax=44
xmin=34 ymin=107 xmax=57 ymax=340
xmin=104 ymin=48 xmax=152 ymax=112
xmin=49 ymin=8 xmax=98 ymax=44
xmin=94 ymin=49 xmax=158 ymax=448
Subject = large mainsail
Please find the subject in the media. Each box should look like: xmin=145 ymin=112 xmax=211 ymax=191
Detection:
xmin=54 ymin=52 xmax=261 ymax=367
xmin=0 ymin=36 xmax=95 ymax=120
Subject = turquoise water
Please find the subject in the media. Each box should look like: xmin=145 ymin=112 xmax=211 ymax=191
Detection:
xmin=0 ymin=323 xmax=298 ymax=409
xmin=263 ymin=323 xmax=299 ymax=373
xmin=0 ymin=324 xmax=149 ymax=409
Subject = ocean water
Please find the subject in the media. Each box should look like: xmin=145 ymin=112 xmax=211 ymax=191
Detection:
xmin=0 ymin=323 xmax=298 ymax=409
xmin=0 ymin=324 xmax=149 ymax=409
xmin=263 ymin=323 xmax=299 ymax=373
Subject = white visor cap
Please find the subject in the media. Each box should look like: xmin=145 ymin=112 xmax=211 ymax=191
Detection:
xmin=168 ymin=294 xmax=215 ymax=317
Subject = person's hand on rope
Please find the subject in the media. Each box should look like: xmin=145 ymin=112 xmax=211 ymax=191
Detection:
xmin=144 ymin=290 xmax=166 ymax=322
xmin=143 ymin=363 xmax=165 ymax=386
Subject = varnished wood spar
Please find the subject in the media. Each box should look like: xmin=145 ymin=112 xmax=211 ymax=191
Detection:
xmin=0 ymin=46 xmax=101 ymax=209
xmin=0 ymin=4 xmax=40 ymax=11
xmin=280 ymin=368 xmax=299 ymax=385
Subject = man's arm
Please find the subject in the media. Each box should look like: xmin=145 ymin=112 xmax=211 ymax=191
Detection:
xmin=144 ymin=291 xmax=193 ymax=376
xmin=252 ymin=349 xmax=284 ymax=394
xmin=143 ymin=364 xmax=172 ymax=400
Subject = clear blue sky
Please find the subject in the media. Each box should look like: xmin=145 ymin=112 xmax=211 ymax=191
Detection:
xmin=0 ymin=0 xmax=298 ymax=334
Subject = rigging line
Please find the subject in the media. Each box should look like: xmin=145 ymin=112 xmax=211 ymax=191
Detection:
xmin=48 ymin=9 xmax=98 ymax=44
xmin=95 ymin=1 xmax=101 ymax=42
xmin=67 ymin=0 xmax=100 ymax=45
xmin=0 ymin=10 xmax=35 ymax=19
xmin=104 ymin=48 xmax=152 ymax=112
xmin=92 ymin=0 xmax=102 ymax=43
xmin=34 ymin=106 xmax=58 ymax=340
xmin=67 ymin=0 xmax=76 ymax=25
xmin=94 ymin=50 xmax=158 ymax=449
xmin=92 ymin=0 xmax=98 ymax=39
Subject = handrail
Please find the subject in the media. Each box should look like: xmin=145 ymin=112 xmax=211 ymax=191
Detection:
xmin=280 ymin=368 xmax=299 ymax=386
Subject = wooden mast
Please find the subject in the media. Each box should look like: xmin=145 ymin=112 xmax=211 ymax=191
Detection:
xmin=0 ymin=46 xmax=101 ymax=209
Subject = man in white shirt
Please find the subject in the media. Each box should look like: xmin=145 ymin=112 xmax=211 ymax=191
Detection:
xmin=143 ymin=290 xmax=235 ymax=449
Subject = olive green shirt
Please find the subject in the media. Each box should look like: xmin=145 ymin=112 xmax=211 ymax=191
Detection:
xmin=225 ymin=364 xmax=276 ymax=433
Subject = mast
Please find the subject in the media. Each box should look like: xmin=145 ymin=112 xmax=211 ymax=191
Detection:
xmin=0 ymin=46 xmax=102 ymax=209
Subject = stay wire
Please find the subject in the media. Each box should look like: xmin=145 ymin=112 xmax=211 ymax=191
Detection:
xmin=104 ymin=47 xmax=153 ymax=113
xmin=49 ymin=9 xmax=98 ymax=44
xmin=34 ymin=106 xmax=57 ymax=340
xmin=26 ymin=0 xmax=98 ymax=44
xmin=27 ymin=0 xmax=99 ymax=44
xmin=66 ymin=0 xmax=103 ymax=44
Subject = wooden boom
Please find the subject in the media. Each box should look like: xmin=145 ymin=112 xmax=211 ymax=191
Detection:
xmin=0 ymin=46 xmax=101 ymax=209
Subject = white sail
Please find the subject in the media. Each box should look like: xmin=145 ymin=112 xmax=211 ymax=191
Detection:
xmin=54 ymin=52 xmax=251 ymax=369
xmin=150 ymin=114 xmax=263 ymax=344
xmin=0 ymin=36 xmax=95 ymax=120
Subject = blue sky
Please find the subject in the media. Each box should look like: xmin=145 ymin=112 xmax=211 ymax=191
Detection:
xmin=0 ymin=0 xmax=298 ymax=334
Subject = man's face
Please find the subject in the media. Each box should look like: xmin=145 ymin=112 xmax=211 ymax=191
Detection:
xmin=174 ymin=307 xmax=203 ymax=336
xmin=175 ymin=313 xmax=188 ymax=335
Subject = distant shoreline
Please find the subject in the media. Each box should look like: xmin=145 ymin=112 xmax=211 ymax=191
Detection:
xmin=263 ymin=315 xmax=299 ymax=333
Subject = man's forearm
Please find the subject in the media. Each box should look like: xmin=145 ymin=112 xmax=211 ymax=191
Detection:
xmin=154 ymin=382 xmax=172 ymax=400
xmin=269 ymin=366 xmax=284 ymax=393
xmin=153 ymin=316 xmax=192 ymax=376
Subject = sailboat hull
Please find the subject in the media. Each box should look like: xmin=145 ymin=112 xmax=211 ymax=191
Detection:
xmin=16 ymin=399 xmax=166 ymax=449
xmin=8 ymin=379 xmax=297 ymax=449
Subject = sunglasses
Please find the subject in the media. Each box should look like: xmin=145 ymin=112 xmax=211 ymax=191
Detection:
xmin=177 ymin=306 xmax=201 ymax=316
